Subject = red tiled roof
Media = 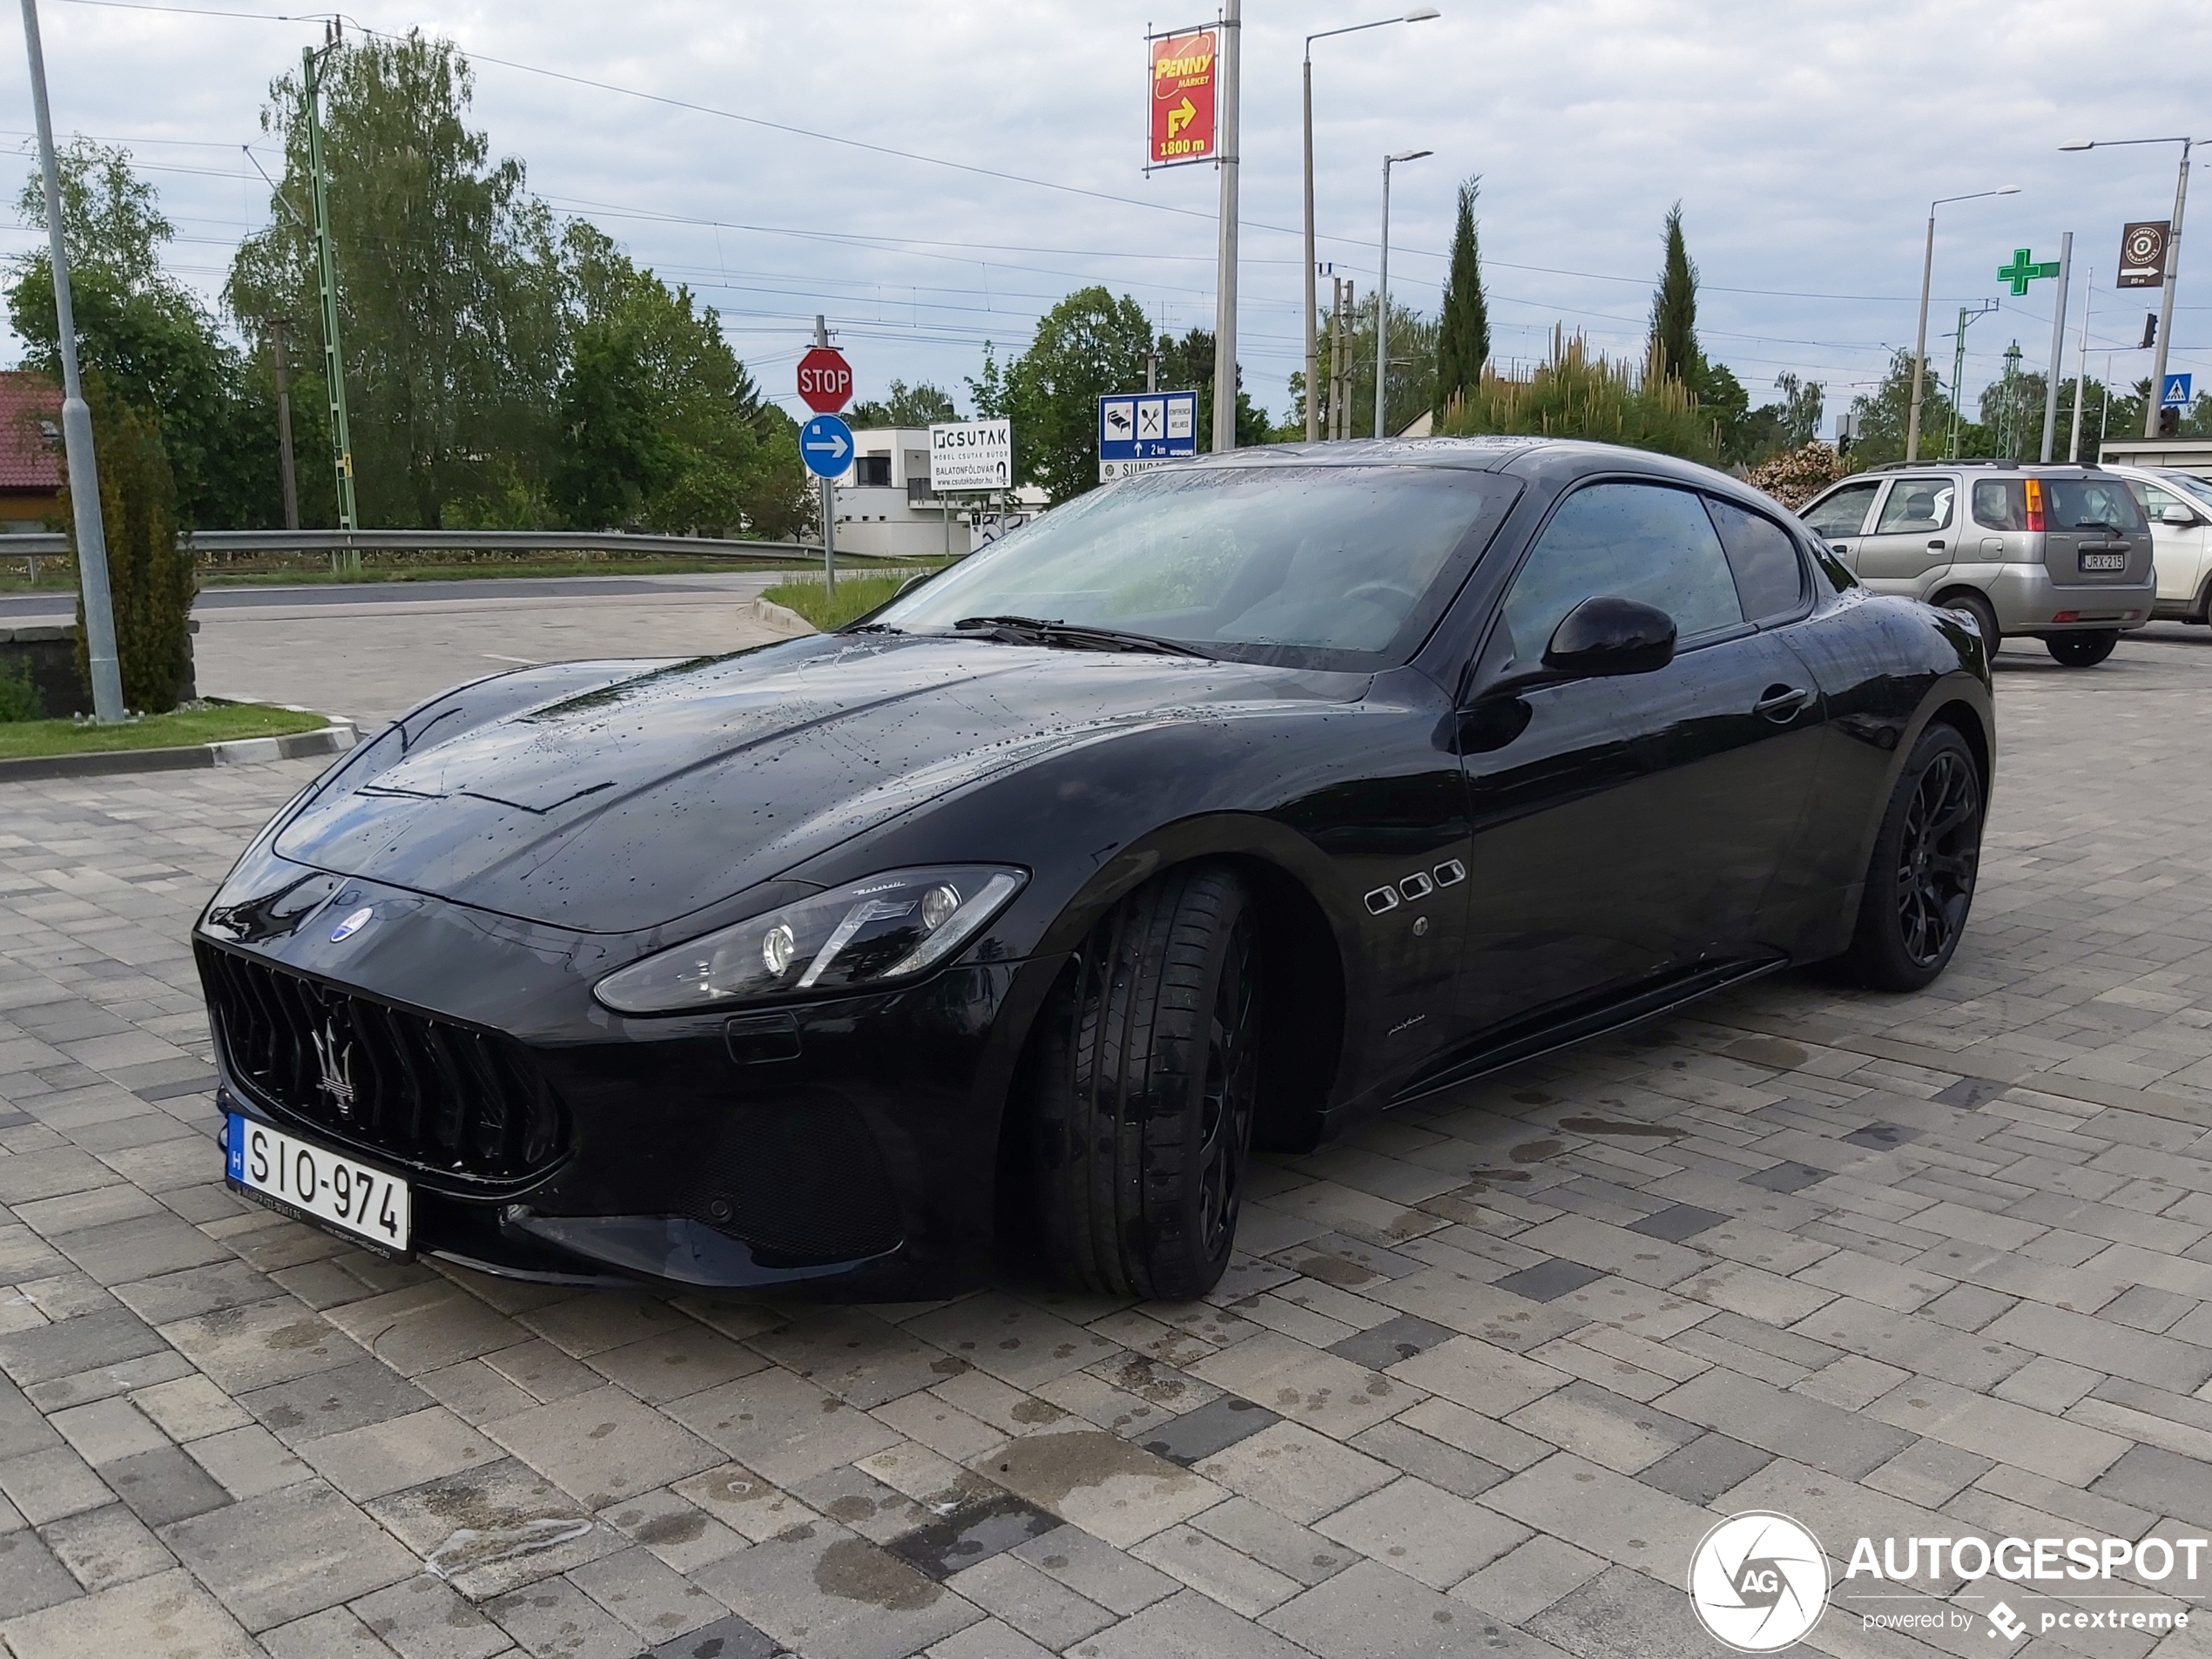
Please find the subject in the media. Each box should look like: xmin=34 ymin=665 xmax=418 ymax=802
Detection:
xmin=0 ymin=371 xmax=62 ymax=492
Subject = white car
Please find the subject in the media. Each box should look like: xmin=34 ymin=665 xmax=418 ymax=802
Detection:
xmin=2109 ymin=465 xmax=2212 ymax=622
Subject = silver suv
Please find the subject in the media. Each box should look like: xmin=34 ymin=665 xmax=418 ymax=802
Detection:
xmin=1798 ymin=464 xmax=2155 ymax=667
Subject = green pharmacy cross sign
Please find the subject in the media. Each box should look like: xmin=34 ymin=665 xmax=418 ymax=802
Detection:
xmin=1998 ymin=247 xmax=2061 ymax=297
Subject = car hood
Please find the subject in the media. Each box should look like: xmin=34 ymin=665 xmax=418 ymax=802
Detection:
xmin=274 ymin=633 xmax=1365 ymax=933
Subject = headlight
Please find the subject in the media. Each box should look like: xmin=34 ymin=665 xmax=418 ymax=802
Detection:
xmin=592 ymin=865 xmax=1028 ymax=1015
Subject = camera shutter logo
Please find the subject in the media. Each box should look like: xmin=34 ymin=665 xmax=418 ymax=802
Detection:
xmin=1688 ymin=1512 xmax=1829 ymax=1652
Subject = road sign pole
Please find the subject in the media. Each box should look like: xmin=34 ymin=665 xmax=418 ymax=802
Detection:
xmin=2041 ymin=231 xmax=2072 ymax=462
xmin=2148 ymin=139 xmax=2191 ymax=439
xmin=1212 ymin=0 xmax=1240 ymax=454
xmin=2070 ymin=266 xmax=2094 ymax=463
xmin=20 ymin=0 xmax=122 ymax=722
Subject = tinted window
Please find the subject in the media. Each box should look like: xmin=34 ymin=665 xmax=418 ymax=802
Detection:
xmin=1803 ymin=482 xmax=1878 ymax=538
xmin=878 ymin=465 xmax=1504 ymax=667
xmin=2128 ymin=480 xmax=2185 ymax=521
xmin=1973 ymin=479 xmax=2025 ymax=530
xmin=1500 ymin=482 xmax=1743 ymax=662
xmin=1705 ymin=497 xmax=1806 ymax=621
xmin=2047 ymin=476 xmax=2148 ymax=532
xmin=1876 ymin=477 xmax=1955 ymax=533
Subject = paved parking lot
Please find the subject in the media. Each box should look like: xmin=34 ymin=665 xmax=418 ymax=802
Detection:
xmin=3 ymin=627 xmax=2212 ymax=1658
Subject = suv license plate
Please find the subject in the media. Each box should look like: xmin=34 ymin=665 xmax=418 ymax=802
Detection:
xmin=2080 ymin=550 xmax=2128 ymax=571
xmin=226 ymin=1113 xmax=411 ymax=1253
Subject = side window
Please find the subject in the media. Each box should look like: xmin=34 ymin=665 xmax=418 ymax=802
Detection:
xmin=1705 ymin=497 xmax=1807 ymax=622
xmin=1803 ymin=482 xmax=1878 ymax=539
xmin=1973 ymin=479 xmax=2025 ymax=530
xmin=1500 ymin=482 xmax=1744 ymax=664
xmin=1874 ymin=477 xmax=1956 ymax=533
xmin=2131 ymin=482 xmax=2181 ymax=521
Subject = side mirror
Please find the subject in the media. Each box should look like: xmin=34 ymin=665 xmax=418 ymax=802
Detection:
xmin=1543 ymin=595 xmax=1678 ymax=678
xmin=2161 ymin=503 xmax=2197 ymax=527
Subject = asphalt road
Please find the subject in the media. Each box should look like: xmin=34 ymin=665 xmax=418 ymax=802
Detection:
xmin=0 ymin=570 xmax=780 ymax=621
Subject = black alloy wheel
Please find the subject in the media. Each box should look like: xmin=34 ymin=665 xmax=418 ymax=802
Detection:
xmin=1028 ymin=864 xmax=1262 ymax=1298
xmin=1836 ymin=724 xmax=1984 ymax=992
xmin=2046 ymin=630 xmax=2120 ymax=668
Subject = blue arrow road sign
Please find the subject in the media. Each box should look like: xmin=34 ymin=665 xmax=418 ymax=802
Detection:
xmin=2162 ymin=374 xmax=2194 ymax=409
xmin=800 ymin=414 xmax=854 ymax=479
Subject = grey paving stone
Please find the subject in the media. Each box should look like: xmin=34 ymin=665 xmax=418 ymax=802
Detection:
xmin=1839 ymin=1121 xmax=1921 ymax=1150
xmin=1010 ymin=1523 xmax=1179 ymax=1616
xmin=649 ymin=1610 xmax=779 ymax=1659
xmin=484 ymin=1385 xmax=719 ymax=1511
xmin=2090 ymin=1444 xmax=2212 ymax=1531
xmin=1264 ymin=1560 xmax=1571 ymax=1659
xmin=0 ymin=1566 xmax=260 ymax=1659
xmin=1188 ymin=1495 xmax=1352 ymax=1588
xmin=693 ymin=1518 xmax=984 ymax=1659
xmin=162 ymin=1477 xmax=416 ymax=1631
xmin=886 ymin=1488 xmax=1060 ymax=1580
xmin=1325 ymin=1313 xmax=1458 ymax=1370
xmin=1651 ymin=1366 xmax=1916 ymax=1480
xmin=1489 ymin=1259 xmax=1608 ymax=1303
xmin=1076 ymin=1586 xmax=1312 ymax=1659
xmin=252 ymin=1603 xmax=397 ymax=1659
xmin=1633 ymin=1431 xmax=1774 ymax=1506
xmin=348 ymin=1572 xmax=510 ymax=1659
xmin=0 ymin=1305 xmax=166 ymax=1386
xmin=0 ymin=1444 xmax=116 ymax=1524
xmin=1345 ymin=1419 xmax=1508 ymax=1500
xmin=568 ymin=1542 xmax=729 ymax=1642
xmin=365 ymin=1456 xmax=621 ymax=1602
xmin=111 ymin=1258 xmax=280 ymax=1327
xmin=104 ymin=1443 xmax=232 ymax=1527
xmin=40 ymin=1501 xmax=174 ymax=1591
xmin=1133 ymin=1393 xmax=1279 ymax=1466
xmin=484 ymin=1574 xmax=644 ymax=1659
xmin=1742 ymin=1161 xmax=1828 ymax=1193
xmin=1527 ymin=1561 xmax=1713 ymax=1658
xmin=946 ymin=1551 xmax=1117 ymax=1649
xmin=243 ymin=1359 xmax=439 ymax=1445
xmin=1624 ymin=1203 xmax=1730 ymax=1242
xmin=0 ymin=1527 xmax=84 ymax=1617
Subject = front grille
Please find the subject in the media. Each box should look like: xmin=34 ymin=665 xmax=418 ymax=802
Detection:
xmin=198 ymin=941 xmax=570 ymax=1189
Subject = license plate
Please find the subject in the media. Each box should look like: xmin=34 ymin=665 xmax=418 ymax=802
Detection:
xmin=2080 ymin=550 xmax=2128 ymax=571
xmin=226 ymin=1113 xmax=411 ymax=1253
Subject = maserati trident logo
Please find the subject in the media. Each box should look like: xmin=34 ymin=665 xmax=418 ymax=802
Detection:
xmin=1688 ymin=1512 xmax=1829 ymax=1652
xmin=310 ymin=1022 xmax=355 ymax=1116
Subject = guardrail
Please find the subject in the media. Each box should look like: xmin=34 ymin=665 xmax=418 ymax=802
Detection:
xmin=0 ymin=528 xmax=905 ymax=563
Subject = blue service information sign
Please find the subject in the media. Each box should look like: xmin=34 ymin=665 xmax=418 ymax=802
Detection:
xmin=2162 ymin=373 xmax=2194 ymax=408
xmin=800 ymin=414 xmax=854 ymax=479
xmin=1098 ymin=390 xmax=1198 ymax=480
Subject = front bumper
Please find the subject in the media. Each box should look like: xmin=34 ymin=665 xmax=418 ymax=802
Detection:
xmin=199 ymin=855 xmax=1063 ymax=1296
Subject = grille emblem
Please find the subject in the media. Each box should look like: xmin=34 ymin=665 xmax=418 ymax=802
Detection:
xmin=310 ymin=1021 xmax=356 ymax=1116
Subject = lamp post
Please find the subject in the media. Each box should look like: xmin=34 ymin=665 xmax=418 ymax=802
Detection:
xmin=2060 ymin=136 xmax=2196 ymax=438
xmin=1907 ymin=185 xmax=2019 ymax=462
xmin=1375 ymin=149 xmax=1431 ymax=441
xmin=1304 ymin=8 xmax=1440 ymax=442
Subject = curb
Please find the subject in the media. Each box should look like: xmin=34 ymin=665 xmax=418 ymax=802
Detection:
xmin=0 ymin=719 xmax=358 ymax=784
xmin=749 ymin=597 xmax=819 ymax=636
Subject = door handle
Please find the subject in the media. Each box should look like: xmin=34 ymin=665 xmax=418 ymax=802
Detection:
xmin=1927 ymin=539 xmax=1946 ymax=550
xmin=1831 ymin=543 xmax=1851 ymax=556
xmin=1754 ymin=685 xmax=1812 ymax=723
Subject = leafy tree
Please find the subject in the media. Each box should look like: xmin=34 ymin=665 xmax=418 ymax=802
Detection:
xmin=229 ymin=30 xmax=567 ymax=527
xmin=1734 ymin=373 xmax=1825 ymax=465
xmin=69 ymin=375 xmax=194 ymax=711
xmin=968 ymin=287 xmax=1154 ymax=501
xmin=1844 ymin=349 xmax=1958 ymax=468
xmin=10 ymin=139 xmax=281 ymax=529
xmin=1433 ymin=175 xmax=1489 ymax=416
xmin=1649 ymin=203 xmax=1700 ymax=387
xmin=1437 ymin=328 xmax=1720 ymax=464
xmin=1155 ymin=327 xmax=1269 ymax=450
xmin=1310 ymin=292 xmax=1435 ymax=439
xmin=847 ymin=380 xmax=959 ymax=429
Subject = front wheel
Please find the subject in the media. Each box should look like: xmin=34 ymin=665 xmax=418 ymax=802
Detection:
xmin=1946 ymin=592 xmax=2001 ymax=659
xmin=1027 ymin=865 xmax=1260 ymax=1298
xmin=2047 ymin=630 xmax=2119 ymax=667
xmin=1834 ymin=724 xmax=1984 ymax=992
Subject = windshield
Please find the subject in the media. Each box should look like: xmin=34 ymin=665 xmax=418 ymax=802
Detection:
xmin=2158 ymin=470 xmax=2212 ymax=509
xmin=873 ymin=465 xmax=1509 ymax=669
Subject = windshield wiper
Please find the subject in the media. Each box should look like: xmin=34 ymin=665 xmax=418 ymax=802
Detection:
xmin=841 ymin=622 xmax=902 ymax=634
xmin=952 ymin=615 xmax=1210 ymax=658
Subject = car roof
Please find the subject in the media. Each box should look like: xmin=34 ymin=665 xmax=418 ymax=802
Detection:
xmin=1177 ymin=436 xmax=1783 ymax=509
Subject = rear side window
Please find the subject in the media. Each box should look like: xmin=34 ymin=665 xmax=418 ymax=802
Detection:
xmin=1973 ymin=480 xmax=2025 ymax=530
xmin=2047 ymin=476 xmax=2148 ymax=532
xmin=1500 ymin=482 xmax=1743 ymax=661
xmin=1875 ymin=477 xmax=1955 ymax=533
xmin=1803 ymin=482 xmax=1878 ymax=539
xmin=1704 ymin=497 xmax=1807 ymax=621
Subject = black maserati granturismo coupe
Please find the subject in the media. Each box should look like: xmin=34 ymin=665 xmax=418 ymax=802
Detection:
xmin=198 ymin=438 xmax=1993 ymax=1299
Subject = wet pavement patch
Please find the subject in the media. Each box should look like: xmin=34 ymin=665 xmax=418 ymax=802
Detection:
xmin=884 ymin=1489 xmax=1059 ymax=1580
xmin=648 ymin=1610 xmax=780 ymax=1659
xmin=812 ymin=1533 xmax=946 ymax=1608
xmin=1841 ymin=1120 xmax=1921 ymax=1150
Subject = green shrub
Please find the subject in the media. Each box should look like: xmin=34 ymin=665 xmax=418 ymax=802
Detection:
xmin=0 ymin=658 xmax=40 ymax=722
xmin=1436 ymin=327 xmax=1722 ymax=465
xmin=762 ymin=573 xmax=909 ymax=631
xmin=68 ymin=380 xmax=196 ymax=712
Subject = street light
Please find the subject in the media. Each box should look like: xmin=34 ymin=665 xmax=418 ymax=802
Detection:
xmin=1376 ymin=148 xmax=1433 ymax=441
xmin=1906 ymin=185 xmax=2020 ymax=462
xmin=1304 ymin=8 xmax=1440 ymax=442
xmin=2060 ymin=136 xmax=2198 ymax=439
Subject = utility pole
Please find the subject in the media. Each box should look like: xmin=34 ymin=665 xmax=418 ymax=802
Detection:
xmin=1946 ymin=300 xmax=1998 ymax=461
xmin=815 ymin=314 xmax=836 ymax=594
xmin=19 ymin=0 xmax=122 ymax=721
xmin=304 ymin=26 xmax=358 ymax=563
xmin=1211 ymin=0 xmax=1240 ymax=454
xmin=2148 ymin=141 xmax=2191 ymax=438
xmin=2069 ymin=267 xmax=2093 ymax=463
xmin=1907 ymin=186 xmax=2019 ymax=462
xmin=266 ymin=317 xmax=300 ymax=530
xmin=2040 ymin=232 xmax=2073 ymax=462
xmin=1376 ymin=150 xmax=1432 ymax=441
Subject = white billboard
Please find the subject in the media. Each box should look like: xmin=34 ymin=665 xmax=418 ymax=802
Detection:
xmin=928 ymin=420 xmax=1013 ymax=492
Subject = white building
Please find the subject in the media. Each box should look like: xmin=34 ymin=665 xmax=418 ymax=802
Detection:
xmin=830 ymin=427 xmax=1044 ymax=559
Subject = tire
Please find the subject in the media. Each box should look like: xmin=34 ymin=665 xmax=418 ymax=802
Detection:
xmin=2047 ymin=630 xmax=2119 ymax=667
xmin=1835 ymin=724 xmax=1984 ymax=992
xmin=1946 ymin=591 xmax=2000 ymax=658
xmin=1028 ymin=865 xmax=1260 ymax=1298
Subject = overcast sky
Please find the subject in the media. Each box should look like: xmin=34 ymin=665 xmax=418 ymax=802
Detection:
xmin=3 ymin=0 xmax=2208 ymax=435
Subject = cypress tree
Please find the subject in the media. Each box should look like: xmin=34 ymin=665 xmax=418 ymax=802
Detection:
xmin=70 ymin=376 xmax=195 ymax=712
xmin=1433 ymin=176 xmax=1490 ymax=416
xmin=1649 ymin=202 xmax=1701 ymax=386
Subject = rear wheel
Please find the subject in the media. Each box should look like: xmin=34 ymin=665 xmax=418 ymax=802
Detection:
xmin=2047 ymin=630 xmax=2119 ymax=667
xmin=1835 ymin=724 xmax=1983 ymax=992
xmin=1945 ymin=591 xmax=2000 ymax=658
xmin=1028 ymin=866 xmax=1259 ymax=1298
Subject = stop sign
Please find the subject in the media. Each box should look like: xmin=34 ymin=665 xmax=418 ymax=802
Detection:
xmin=796 ymin=347 xmax=853 ymax=415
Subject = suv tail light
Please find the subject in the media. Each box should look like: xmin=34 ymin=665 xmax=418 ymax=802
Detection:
xmin=2023 ymin=477 xmax=2046 ymax=533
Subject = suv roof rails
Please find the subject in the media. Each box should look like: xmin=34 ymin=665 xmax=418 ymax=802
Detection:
xmin=1863 ymin=457 xmax=2101 ymax=473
